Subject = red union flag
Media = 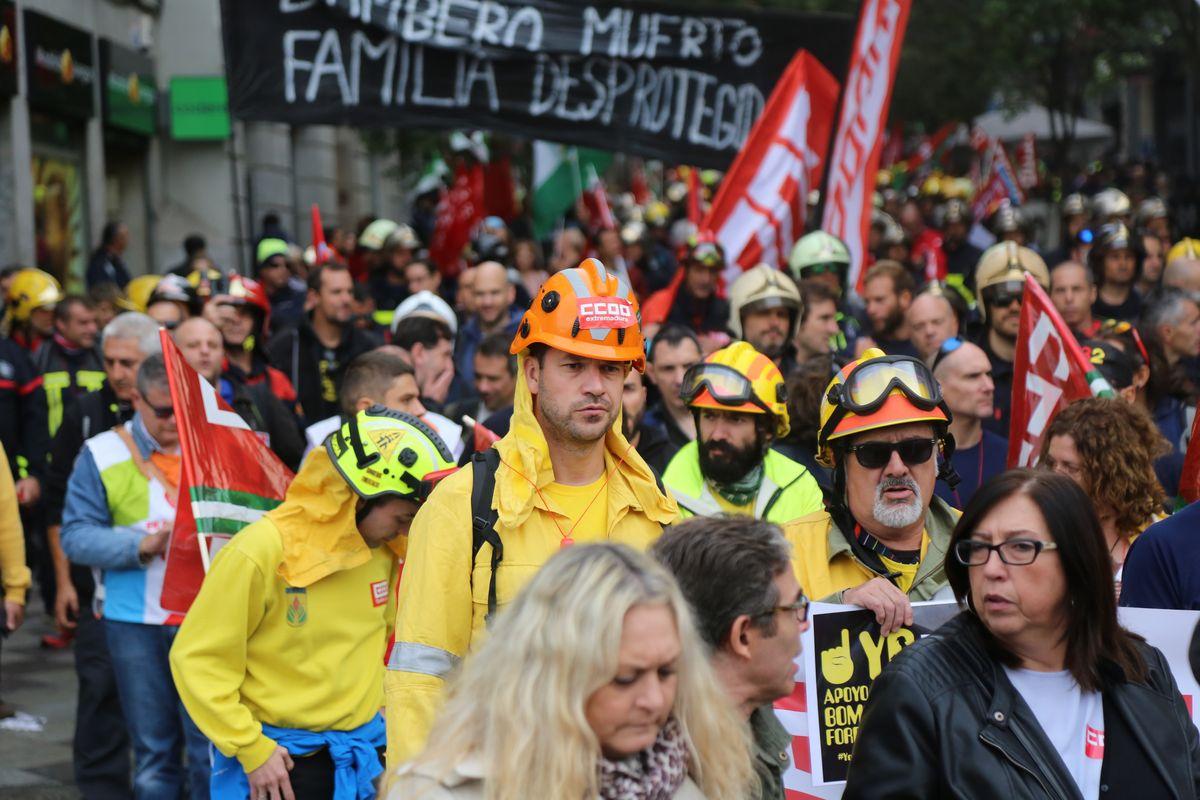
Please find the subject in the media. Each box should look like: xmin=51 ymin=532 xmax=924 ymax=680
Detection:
xmin=1008 ymin=275 xmax=1113 ymax=468
xmin=159 ymin=331 xmax=294 ymax=613
xmin=703 ymin=50 xmax=838 ymax=285
xmin=429 ymin=162 xmax=483 ymax=279
xmin=821 ymin=0 xmax=913 ymax=291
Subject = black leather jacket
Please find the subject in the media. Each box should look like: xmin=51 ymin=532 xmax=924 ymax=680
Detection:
xmin=843 ymin=612 xmax=1200 ymax=800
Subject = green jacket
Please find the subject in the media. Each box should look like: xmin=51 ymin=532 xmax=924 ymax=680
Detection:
xmin=784 ymin=495 xmax=961 ymax=603
xmin=662 ymin=442 xmax=823 ymax=524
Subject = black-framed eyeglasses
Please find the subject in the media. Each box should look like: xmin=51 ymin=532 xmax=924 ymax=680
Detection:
xmin=144 ymin=401 xmax=175 ymax=420
xmin=758 ymin=593 xmax=810 ymax=623
xmin=953 ymin=538 xmax=1059 ymax=566
xmin=845 ymin=438 xmax=937 ymax=469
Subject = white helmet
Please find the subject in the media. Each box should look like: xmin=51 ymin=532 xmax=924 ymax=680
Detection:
xmin=727 ymin=264 xmax=802 ymax=340
xmin=392 ymin=290 xmax=457 ymax=336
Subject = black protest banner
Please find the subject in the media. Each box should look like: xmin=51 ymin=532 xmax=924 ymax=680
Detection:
xmin=806 ymin=601 xmax=959 ymax=784
xmin=219 ymin=0 xmax=853 ymax=168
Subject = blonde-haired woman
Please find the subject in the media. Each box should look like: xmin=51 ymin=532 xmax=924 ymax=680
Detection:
xmin=389 ymin=543 xmax=753 ymax=800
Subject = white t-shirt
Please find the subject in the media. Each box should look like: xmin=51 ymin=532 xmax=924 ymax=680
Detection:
xmin=1003 ymin=666 xmax=1105 ymax=798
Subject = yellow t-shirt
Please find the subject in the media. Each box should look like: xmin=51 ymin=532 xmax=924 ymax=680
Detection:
xmin=543 ymin=475 xmax=609 ymax=542
xmin=878 ymin=532 xmax=930 ymax=593
xmin=713 ymin=491 xmax=755 ymax=516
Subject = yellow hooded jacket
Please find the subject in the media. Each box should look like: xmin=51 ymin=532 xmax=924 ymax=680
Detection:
xmin=169 ymin=447 xmax=401 ymax=774
xmin=384 ymin=356 xmax=678 ymax=766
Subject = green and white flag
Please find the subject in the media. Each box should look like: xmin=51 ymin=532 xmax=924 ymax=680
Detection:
xmin=532 ymin=141 xmax=612 ymax=239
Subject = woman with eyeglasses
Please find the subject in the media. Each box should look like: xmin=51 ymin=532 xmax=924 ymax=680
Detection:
xmin=1040 ymin=397 xmax=1169 ymax=598
xmin=844 ymin=470 xmax=1200 ymax=800
xmin=389 ymin=542 xmax=754 ymax=800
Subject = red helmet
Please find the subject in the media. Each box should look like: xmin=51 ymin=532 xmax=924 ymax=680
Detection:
xmin=219 ymin=275 xmax=272 ymax=334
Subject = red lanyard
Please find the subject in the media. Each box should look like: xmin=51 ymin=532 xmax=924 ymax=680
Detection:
xmin=497 ymin=438 xmax=636 ymax=548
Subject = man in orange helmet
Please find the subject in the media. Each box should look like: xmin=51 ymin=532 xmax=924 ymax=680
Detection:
xmin=785 ymin=350 xmax=961 ymax=635
xmin=385 ymin=258 xmax=679 ymax=766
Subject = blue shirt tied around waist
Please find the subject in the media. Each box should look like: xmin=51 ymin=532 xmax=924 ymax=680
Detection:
xmin=211 ymin=714 xmax=386 ymax=800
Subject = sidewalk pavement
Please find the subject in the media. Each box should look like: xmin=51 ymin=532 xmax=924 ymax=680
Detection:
xmin=0 ymin=610 xmax=80 ymax=798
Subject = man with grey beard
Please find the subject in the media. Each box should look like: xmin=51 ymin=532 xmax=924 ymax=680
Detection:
xmin=783 ymin=349 xmax=961 ymax=634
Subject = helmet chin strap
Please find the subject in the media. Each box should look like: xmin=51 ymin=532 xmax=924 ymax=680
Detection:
xmin=937 ymin=430 xmax=962 ymax=489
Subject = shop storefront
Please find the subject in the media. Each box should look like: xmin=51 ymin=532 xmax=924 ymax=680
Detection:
xmin=23 ymin=8 xmax=94 ymax=289
xmin=101 ymin=39 xmax=156 ymax=277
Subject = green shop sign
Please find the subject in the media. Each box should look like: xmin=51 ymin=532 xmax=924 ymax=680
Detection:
xmin=170 ymin=76 xmax=230 ymax=140
xmin=101 ymin=40 xmax=156 ymax=136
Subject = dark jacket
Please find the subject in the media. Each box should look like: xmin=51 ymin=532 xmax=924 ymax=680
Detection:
xmin=85 ymin=248 xmax=130 ymax=290
xmin=33 ymin=337 xmax=107 ymax=438
xmin=843 ymin=612 xmax=1200 ymax=800
xmin=44 ymin=383 xmax=132 ymax=606
xmin=0 ymin=337 xmax=50 ymax=479
xmin=266 ymin=317 xmax=378 ymax=425
xmin=1121 ymin=501 xmax=1200 ymax=611
xmin=219 ymin=378 xmax=305 ymax=473
xmin=633 ymin=416 xmax=674 ymax=477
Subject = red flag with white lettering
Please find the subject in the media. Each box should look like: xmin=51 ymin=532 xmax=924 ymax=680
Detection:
xmin=1007 ymin=275 xmax=1113 ymax=467
xmin=159 ymin=331 xmax=294 ymax=613
xmin=703 ymin=49 xmax=839 ymax=285
xmin=429 ymin=162 xmax=483 ymax=280
xmin=821 ymin=0 xmax=913 ymax=292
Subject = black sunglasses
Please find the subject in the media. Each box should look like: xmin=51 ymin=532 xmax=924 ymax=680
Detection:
xmin=145 ymin=400 xmax=175 ymax=420
xmin=982 ymin=281 xmax=1024 ymax=308
xmin=845 ymin=438 xmax=937 ymax=469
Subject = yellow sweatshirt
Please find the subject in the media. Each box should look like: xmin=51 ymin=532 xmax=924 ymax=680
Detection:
xmin=0 ymin=441 xmax=29 ymax=605
xmin=169 ymin=448 xmax=399 ymax=773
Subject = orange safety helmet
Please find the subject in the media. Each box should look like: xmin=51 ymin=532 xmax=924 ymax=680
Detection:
xmin=817 ymin=348 xmax=951 ymax=468
xmin=510 ymin=257 xmax=646 ymax=371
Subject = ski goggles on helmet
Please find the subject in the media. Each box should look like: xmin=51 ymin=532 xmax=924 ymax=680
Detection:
xmin=680 ymin=362 xmax=783 ymax=414
xmin=826 ymin=355 xmax=942 ymax=417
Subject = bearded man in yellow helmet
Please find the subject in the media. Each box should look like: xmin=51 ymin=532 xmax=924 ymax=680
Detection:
xmin=784 ymin=349 xmax=962 ymax=635
xmin=662 ymin=341 xmax=822 ymax=523
xmin=384 ymin=258 xmax=678 ymax=767
xmin=171 ymin=406 xmax=455 ymax=800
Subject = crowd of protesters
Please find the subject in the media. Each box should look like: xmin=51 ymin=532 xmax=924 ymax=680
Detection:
xmin=0 ymin=151 xmax=1197 ymax=800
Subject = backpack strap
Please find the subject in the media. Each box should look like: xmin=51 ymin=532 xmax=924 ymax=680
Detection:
xmin=469 ymin=447 xmax=502 ymax=623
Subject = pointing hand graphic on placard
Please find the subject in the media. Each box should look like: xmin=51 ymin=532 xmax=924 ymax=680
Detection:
xmin=821 ymin=628 xmax=855 ymax=685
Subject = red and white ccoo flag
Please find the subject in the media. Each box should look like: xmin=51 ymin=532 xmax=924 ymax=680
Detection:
xmin=1008 ymin=275 xmax=1112 ymax=468
xmin=821 ymin=0 xmax=913 ymax=292
xmin=703 ymin=49 xmax=839 ymax=287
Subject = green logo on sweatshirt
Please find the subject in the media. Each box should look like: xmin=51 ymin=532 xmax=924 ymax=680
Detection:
xmin=285 ymin=587 xmax=307 ymax=627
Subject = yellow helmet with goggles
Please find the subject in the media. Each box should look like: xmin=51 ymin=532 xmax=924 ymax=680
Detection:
xmin=817 ymin=349 xmax=957 ymax=489
xmin=681 ymin=341 xmax=789 ymax=438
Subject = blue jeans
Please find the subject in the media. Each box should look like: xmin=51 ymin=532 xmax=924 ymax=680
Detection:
xmin=105 ymin=620 xmax=211 ymax=800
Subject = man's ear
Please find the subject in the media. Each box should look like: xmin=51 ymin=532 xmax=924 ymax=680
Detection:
xmin=725 ymin=614 xmax=755 ymax=661
xmin=524 ymin=354 xmax=540 ymax=396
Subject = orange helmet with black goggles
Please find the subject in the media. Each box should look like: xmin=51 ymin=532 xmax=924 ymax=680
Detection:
xmin=681 ymin=341 xmax=789 ymax=437
xmin=817 ymin=348 xmax=952 ymax=468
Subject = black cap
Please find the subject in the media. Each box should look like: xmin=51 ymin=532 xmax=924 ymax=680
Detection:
xmin=1081 ymin=339 xmax=1134 ymax=389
